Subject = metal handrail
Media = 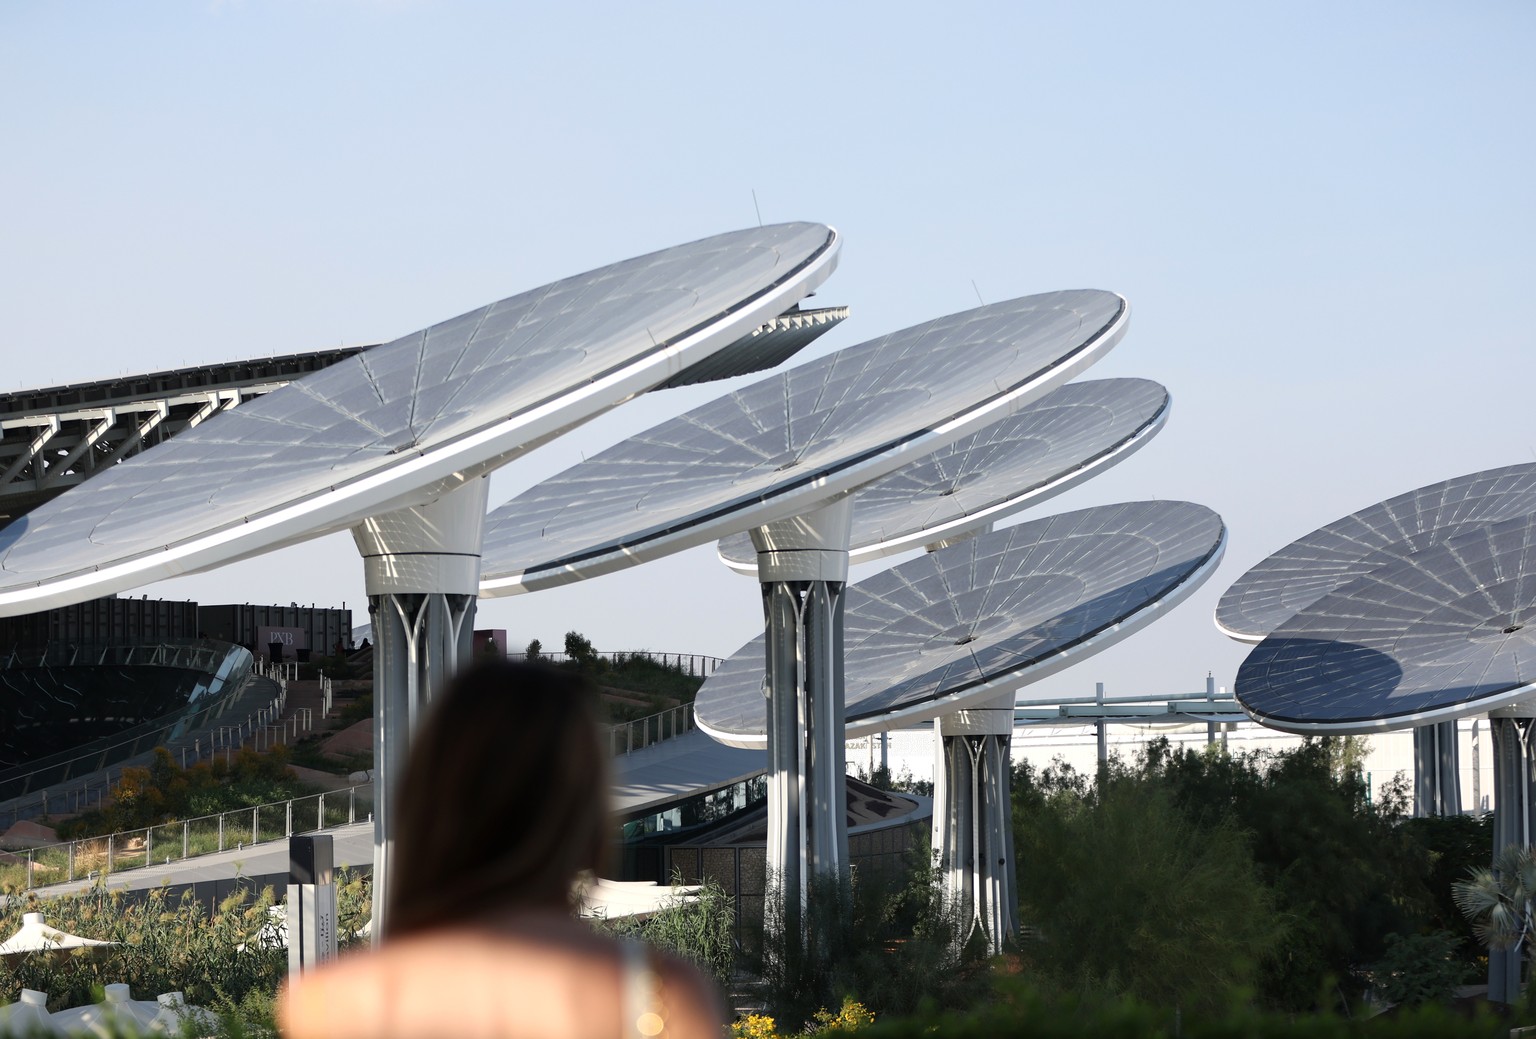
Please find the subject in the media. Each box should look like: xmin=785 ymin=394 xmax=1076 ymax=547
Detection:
xmin=607 ymin=703 xmax=696 ymax=756
xmin=1 ymin=782 xmax=375 ymax=892
xmin=509 ymin=650 xmax=724 ymax=676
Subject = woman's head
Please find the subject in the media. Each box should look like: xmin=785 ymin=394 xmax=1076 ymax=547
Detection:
xmin=386 ymin=658 xmax=609 ymax=935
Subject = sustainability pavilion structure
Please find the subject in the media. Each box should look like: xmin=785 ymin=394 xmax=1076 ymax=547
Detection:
xmin=710 ymin=374 xmax=1182 ymax=948
xmin=697 ymin=500 xmax=1226 ymax=949
xmin=1217 ymin=463 xmax=1536 ymax=1002
xmin=477 ymin=289 xmax=1133 ymax=928
xmin=0 ymin=222 xmax=844 ymax=934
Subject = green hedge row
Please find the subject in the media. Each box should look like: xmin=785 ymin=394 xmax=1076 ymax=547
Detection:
xmin=837 ymin=985 xmax=1522 ymax=1039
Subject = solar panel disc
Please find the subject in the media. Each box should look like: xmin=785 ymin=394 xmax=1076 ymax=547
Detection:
xmin=1216 ymin=464 xmax=1536 ymax=643
xmin=479 ymin=290 xmax=1131 ymax=595
xmin=695 ymin=500 xmax=1226 ymax=747
xmin=0 ymin=223 xmax=840 ymax=614
xmin=1235 ymin=511 xmax=1536 ymax=734
xmin=715 ymin=377 xmax=1170 ymax=573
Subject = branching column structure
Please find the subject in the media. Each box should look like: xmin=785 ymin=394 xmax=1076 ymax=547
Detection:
xmin=351 ymin=476 xmax=488 ymax=939
xmin=933 ymin=691 xmax=1018 ymax=952
xmin=750 ymin=497 xmax=853 ymax=935
xmin=1488 ymin=705 xmax=1536 ymax=1003
xmin=1412 ymin=721 xmax=1462 ymax=817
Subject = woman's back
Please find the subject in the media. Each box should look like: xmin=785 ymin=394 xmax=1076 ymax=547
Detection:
xmin=279 ymin=911 xmax=723 ymax=1039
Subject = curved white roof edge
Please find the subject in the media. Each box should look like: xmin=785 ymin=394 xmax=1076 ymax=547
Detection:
xmin=0 ymin=228 xmax=841 ymax=616
xmin=715 ymin=380 xmax=1170 ymax=576
xmin=479 ymin=295 xmax=1131 ymax=598
xmin=697 ymin=514 xmax=1226 ymax=749
xmin=1212 ymin=616 xmax=1264 ymax=645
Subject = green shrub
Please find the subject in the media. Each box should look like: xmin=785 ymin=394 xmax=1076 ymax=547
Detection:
xmin=592 ymin=876 xmax=735 ymax=987
xmin=1372 ymin=931 xmax=1469 ymax=1008
xmin=756 ymin=860 xmax=990 ymax=1031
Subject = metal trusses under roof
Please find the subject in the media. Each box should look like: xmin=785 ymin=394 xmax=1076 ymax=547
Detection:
xmin=655 ymin=305 xmax=848 ymax=389
xmin=0 ymin=348 xmax=365 ymax=419
xmin=0 ymin=349 xmax=364 ymax=525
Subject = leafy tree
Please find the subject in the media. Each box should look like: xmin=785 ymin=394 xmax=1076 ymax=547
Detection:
xmin=1138 ymin=737 xmax=1432 ymax=1008
xmin=57 ymin=746 xmax=317 ymax=840
xmin=1402 ymin=811 xmax=1493 ymax=973
xmin=564 ymin=630 xmax=596 ymax=666
xmin=525 ymin=637 xmax=542 ymax=661
xmin=1012 ymin=755 xmax=1282 ymax=1015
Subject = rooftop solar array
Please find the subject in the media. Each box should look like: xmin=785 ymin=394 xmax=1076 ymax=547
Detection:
xmin=695 ymin=500 xmax=1226 ymax=746
xmin=479 ymin=290 xmax=1130 ymax=595
xmin=715 ymin=377 xmax=1170 ymax=572
xmin=1235 ymin=511 xmax=1536 ymax=733
xmin=1216 ymin=464 xmax=1536 ymax=643
xmin=0 ymin=223 xmax=840 ymax=614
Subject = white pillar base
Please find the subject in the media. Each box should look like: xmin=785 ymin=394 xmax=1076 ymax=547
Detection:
xmin=351 ymin=477 xmax=488 ymax=940
xmin=934 ymin=691 xmax=1017 ymax=953
xmin=753 ymin=497 xmax=852 ymax=938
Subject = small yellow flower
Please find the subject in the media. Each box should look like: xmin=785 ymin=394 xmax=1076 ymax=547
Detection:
xmin=729 ymin=1012 xmax=781 ymax=1039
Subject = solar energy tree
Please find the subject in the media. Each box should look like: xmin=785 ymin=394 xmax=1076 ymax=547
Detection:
xmin=699 ymin=500 xmax=1226 ymax=949
xmin=0 ymin=223 xmax=844 ymax=935
xmin=1216 ymin=464 xmax=1536 ymax=818
xmin=477 ymin=291 xmax=1132 ymax=931
xmin=1216 ymin=464 xmax=1536 ymax=1002
xmin=711 ymin=376 xmax=1180 ymax=948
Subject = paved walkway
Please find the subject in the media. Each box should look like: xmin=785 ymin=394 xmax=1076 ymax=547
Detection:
xmin=13 ymin=821 xmax=374 ymax=899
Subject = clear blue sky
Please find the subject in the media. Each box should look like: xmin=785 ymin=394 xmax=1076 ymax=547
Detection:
xmin=3 ymin=2 xmax=1532 ymax=704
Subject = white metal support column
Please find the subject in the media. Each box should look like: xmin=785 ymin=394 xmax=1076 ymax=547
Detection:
xmin=752 ymin=497 xmax=853 ymax=938
xmin=1488 ymin=704 xmax=1536 ymax=1003
xmin=1413 ymin=720 xmax=1462 ymax=817
xmin=352 ymin=476 xmax=488 ymax=941
xmin=933 ymin=690 xmax=1018 ymax=953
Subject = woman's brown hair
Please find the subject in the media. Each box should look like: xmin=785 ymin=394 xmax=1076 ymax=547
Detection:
xmin=385 ymin=658 xmax=610 ymax=935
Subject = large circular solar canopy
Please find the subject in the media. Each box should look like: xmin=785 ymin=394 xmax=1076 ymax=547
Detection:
xmin=479 ymin=290 xmax=1130 ymax=595
xmin=1216 ymin=463 xmax=1536 ymax=643
xmin=0 ymin=223 xmax=840 ymax=614
xmin=714 ymin=378 xmax=1170 ymax=574
xmin=1235 ymin=512 xmax=1536 ymax=734
xmin=695 ymin=500 xmax=1226 ymax=747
